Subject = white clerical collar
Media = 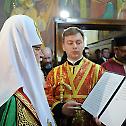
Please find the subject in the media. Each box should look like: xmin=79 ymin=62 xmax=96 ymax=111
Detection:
xmin=67 ymin=56 xmax=83 ymax=65
xmin=102 ymin=57 xmax=108 ymax=62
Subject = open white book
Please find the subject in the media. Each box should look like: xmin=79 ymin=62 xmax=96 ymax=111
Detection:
xmin=81 ymin=72 xmax=126 ymax=126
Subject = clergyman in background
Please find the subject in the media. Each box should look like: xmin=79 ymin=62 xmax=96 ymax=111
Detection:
xmin=40 ymin=47 xmax=53 ymax=79
xmin=96 ymin=48 xmax=110 ymax=65
xmin=102 ymin=36 xmax=126 ymax=76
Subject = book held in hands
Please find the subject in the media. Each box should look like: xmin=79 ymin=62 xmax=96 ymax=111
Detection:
xmin=81 ymin=72 xmax=126 ymax=126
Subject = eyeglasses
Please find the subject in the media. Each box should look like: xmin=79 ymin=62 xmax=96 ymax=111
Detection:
xmin=32 ymin=43 xmax=45 ymax=50
xmin=33 ymin=44 xmax=42 ymax=49
xmin=32 ymin=45 xmax=42 ymax=53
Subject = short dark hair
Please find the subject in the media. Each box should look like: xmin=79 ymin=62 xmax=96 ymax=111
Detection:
xmin=84 ymin=47 xmax=89 ymax=50
xmin=95 ymin=49 xmax=101 ymax=54
xmin=113 ymin=36 xmax=126 ymax=47
xmin=101 ymin=48 xmax=109 ymax=54
xmin=62 ymin=27 xmax=84 ymax=43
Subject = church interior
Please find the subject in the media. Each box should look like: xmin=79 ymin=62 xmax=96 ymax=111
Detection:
xmin=0 ymin=0 xmax=126 ymax=65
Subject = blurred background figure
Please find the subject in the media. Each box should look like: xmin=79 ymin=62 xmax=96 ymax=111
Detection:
xmin=41 ymin=47 xmax=53 ymax=79
xmin=102 ymin=36 xmax=126 ymax=76
xmin=93 ymin=49 xmax=102 ymax=63
xmin=97 ymin=48 xmax=110 ymax=64
xmin=83 ymin=47 xmax=91 ymax=59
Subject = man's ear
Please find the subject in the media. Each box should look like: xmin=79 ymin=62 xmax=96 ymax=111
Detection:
xmin=113 ymin=47 xmax=118 ymax=54
xmin=62 ymin=43 xmax=65 ymax=51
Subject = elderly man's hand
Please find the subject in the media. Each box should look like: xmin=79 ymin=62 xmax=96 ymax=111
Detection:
xmin=94 ymin=117 xmax=103 ymax=126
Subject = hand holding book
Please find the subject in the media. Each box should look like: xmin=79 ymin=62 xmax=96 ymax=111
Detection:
xmin=81 ymin=72 xmax=126 ymax=126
